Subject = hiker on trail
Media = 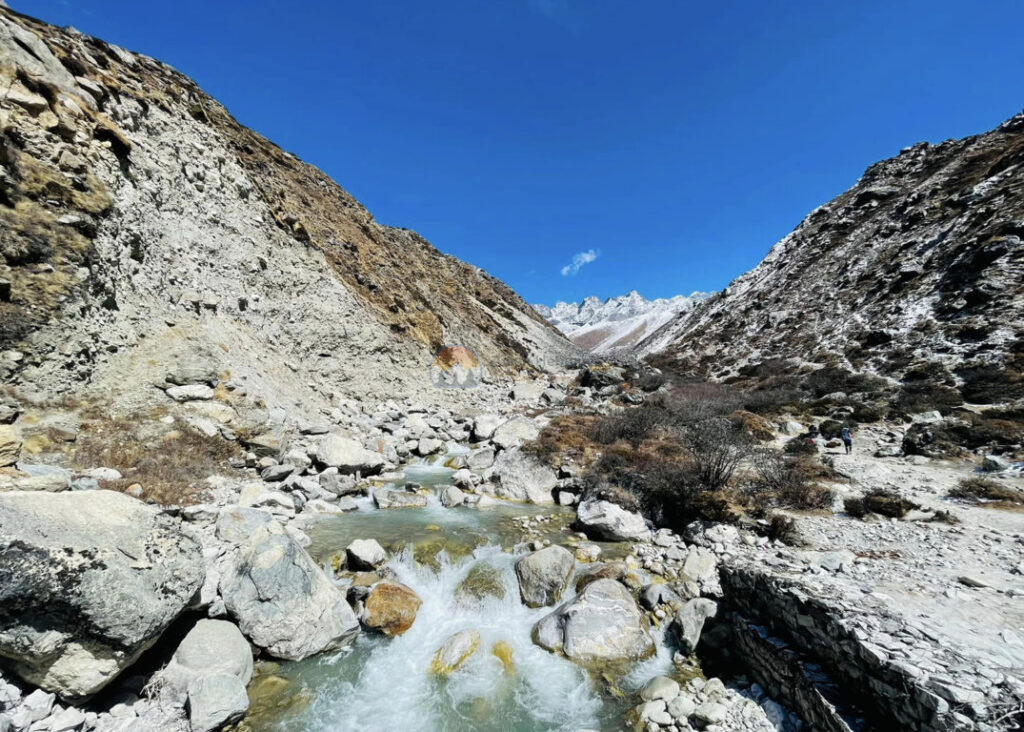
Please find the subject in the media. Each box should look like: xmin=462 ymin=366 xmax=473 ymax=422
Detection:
xmin=841 ymin=426 xmax=853 ymax=454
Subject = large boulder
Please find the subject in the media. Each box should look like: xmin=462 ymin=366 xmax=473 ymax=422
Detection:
xmin=466 ymin=446 xmax=495 ymax=470
xmin=359 ymin=581 xmax=422 ymax=636
xmin=487 ymin=448 xmax=557 ymax=504
xmin=533 ymin=578 xmax=654 ymax=664
xmin=514 ymin=545 xmax=574 ymax=608
xmin=0 ymin=425 xmax=21 ymax=467
xmin=220 ymin=523 xmax=359 ymax=660
xmin=574 ymin=499 xmax=650 ymax=541
xmin=0 ymin=491 xmax=204 ymax=699
xmin=471 ymin=414 xmax=503 ymax=441
xmin=158 ymin=619 xmax=253 ymax=702
xmin=491 ymin=417 xmax=540 ymax=450
xmin=511 ymin=382 xmax=545 ymax=402
xmin=674 ymin=598 xmax=718 ymax=654
xmin=313 ymin=434 xmax=385 ymax=475
xmin=215 ymin=506 xmax=275 ymax=544
xmin=580 ymin=365 xmax=626 ymax=388
xmin=186 ymin=673 xmax=249 ymax=732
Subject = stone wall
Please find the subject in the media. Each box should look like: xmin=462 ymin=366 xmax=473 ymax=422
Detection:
xmin=717 ymin=565 xmax=976 ymax=731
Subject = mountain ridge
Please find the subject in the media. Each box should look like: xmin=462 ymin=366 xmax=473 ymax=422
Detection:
xmin=534 ymin=290 xmax=709 ymax=355
xmin=0 ymin=7 xmax=575 ymax=411
xmin=640 ymin=110 xmax=1024 ymax=405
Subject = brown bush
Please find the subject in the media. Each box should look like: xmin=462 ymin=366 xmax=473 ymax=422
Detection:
xmin=751 ymin=450 xmax=836 ymax=510
xmin=844 ymin=489 xmax=918 ymax=519
xmin=70 ymin=413 xmax=243 ymax=505
xmin=679 ymin=416 xmax=752 ymax=490
xmin=664 ymin=381 xmax=741 ymax=426
xmin=948 ymin=477 xmax=1024 ymax=505
xmin=525 ymin=414 xmax=598 ymax=463
xmin=803 ymin=367 xmax=887 ymax=400
xmin=592 ymin=406 xmax=667 ymax=448
xmin=728 ymin=410 xmax=775 ymax=442
xmin=784 ymin=437 xmax=818 ymax=455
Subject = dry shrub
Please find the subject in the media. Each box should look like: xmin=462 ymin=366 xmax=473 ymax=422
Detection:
xmin=70 ymin=413 xmax=243 ymax=505
xmin=762 ymin=513 xmax=800 ymax=545
xmin=751 ymin=450 xmax=836 ymax=510
xmin=679 ymin=416 xmax=752 ymax=490
xmin=784 ymin=436 xmax=818 ymax=455
xmin=593 ymin=406 xmax=666 ymax=447
xmin=665 ymin=381 xmax=741 ymax=425
xmin=948 ymin=477 xmax=1024 ymax=505
xmin=844 ymin=489 xmax=918 ymax=519
xmin=525 ymin=414 xmax=598 ymax=463
xmin=633 ymin=371 xmax=666 ymax=392
xmin=728 ymin=410 xmax=775 ymax=441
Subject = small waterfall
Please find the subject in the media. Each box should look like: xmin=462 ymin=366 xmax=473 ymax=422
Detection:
xmin=261 ymin=545 xmax=673 ymax=732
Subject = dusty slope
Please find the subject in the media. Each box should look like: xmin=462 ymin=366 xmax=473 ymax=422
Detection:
xmin=642 ymin=112 xmax=1024 ymax=403
xmin=0 ymin=8 xmax=575 ymax=413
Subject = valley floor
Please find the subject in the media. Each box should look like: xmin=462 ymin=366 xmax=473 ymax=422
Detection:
xmin=0 ymin=370 xmax=1022 ymax=732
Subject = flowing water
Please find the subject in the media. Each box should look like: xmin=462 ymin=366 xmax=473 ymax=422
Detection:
xmin=245 ymin=457 xmax=673 ymax=732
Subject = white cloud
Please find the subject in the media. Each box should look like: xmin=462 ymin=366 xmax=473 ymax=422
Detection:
xmin=560 ymin=249 xmax=600 ymax=276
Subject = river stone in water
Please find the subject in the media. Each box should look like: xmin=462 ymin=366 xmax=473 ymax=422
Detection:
xmin=374 ymin=488 xmax=427 ymax=509
xmin=220 ymin=524 xmax=359 ymax=660
xmin=361 ymin=581 xmax=422 ymax=636
xmin=575 ymin=499 xmax=650 ymax=541
xmin=439 ymin=485 xmax=466 ymax=508
xmin=533 ymin=578 xmax=654 ymax=664
xmin=346 ymin=539 xmax=387 ymax=570
xmin=515 ymin=545 xmax=574 ymax=608
xmin=429 ymin=629 xmax=480 ymax=676
xmin=487 ymin=448 xmax=557 ymax=504
xmin=0 ymin=490 xmax=204 ymax=699
xmin=455 ymin=562 xmax=506 ymax=606
xmin=159 ymin=619 xmax=253 ymax=701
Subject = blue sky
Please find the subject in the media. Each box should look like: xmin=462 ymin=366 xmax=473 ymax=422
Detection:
xmin=21 ymin=0 xmax=1024 ymax=304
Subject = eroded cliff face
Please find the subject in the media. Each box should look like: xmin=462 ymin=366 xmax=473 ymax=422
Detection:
xmin=643 ymin=113 xmax=1024 ymax=404
xmin=0 ymin=8 xmax=574 ymax=411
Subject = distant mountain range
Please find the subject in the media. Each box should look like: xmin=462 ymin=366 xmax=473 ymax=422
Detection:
xmin=534 ymin=291 xmax=710 ymax=354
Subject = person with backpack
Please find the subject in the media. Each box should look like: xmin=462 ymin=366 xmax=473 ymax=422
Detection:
xmin=840 ymin=425 xmax=853 ymax=454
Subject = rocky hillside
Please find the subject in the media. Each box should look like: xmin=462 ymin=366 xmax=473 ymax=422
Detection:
xmin=535 ymin=291 xmax=707 ymax=355
xmin=0 ymin=8 xmax=574 ymax=412
xmin=642 ymin=111 xmax=1024 ymax=405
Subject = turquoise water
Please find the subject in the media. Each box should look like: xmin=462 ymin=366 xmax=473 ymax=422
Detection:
xmin=243 ymin=457 xmax=672 ymax=732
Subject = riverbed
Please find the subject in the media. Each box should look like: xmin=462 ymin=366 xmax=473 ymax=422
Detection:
xmin=243 ymin=458 xmax=674 ymax=731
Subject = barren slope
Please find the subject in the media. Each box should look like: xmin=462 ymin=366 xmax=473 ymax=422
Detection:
xmin=0 ymin=8 xmax=574 ymax=412
xmin=642 ymin=112 xmax=1024 ymax=404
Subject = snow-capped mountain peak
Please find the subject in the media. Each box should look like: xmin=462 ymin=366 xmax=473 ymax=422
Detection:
xmin=534 ymin=291 xmax=710 ymax=354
